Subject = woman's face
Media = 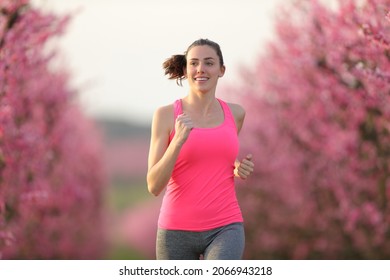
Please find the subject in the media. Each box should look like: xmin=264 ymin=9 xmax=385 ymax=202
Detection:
xmin=185 ymin=45 xmax=225 ymax=93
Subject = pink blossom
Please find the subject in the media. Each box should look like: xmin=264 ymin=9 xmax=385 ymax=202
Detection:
xmin=225 ymin=0 xmax=390 ymax=259
xmin=0 ymin=1 xmax=107 ymax=259
xmin=120 ymin=199 xmax=162 ymax=259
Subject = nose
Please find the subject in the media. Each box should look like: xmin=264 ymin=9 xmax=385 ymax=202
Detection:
xmin=197 ymin=63 xmax=205 ymax=73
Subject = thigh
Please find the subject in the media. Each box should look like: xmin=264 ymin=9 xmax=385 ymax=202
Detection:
xmin=156 ymin=228 xmax=200 ymax=260
xmin=203 ymin=223 xmax=245 ymax=260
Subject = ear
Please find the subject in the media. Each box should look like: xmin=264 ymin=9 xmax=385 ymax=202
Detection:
xmin=219 ymin=65 xmax=226 ymax=78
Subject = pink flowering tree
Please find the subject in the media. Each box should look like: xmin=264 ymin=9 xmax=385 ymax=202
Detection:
xmin=0 ymin=0 xmax=106 ymax=259
xmin=228 ymin=0 xmax=390 ymax=259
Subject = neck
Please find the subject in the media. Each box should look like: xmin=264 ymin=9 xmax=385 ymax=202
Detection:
xmin=184 ymin=91 xmax=217 ymax=116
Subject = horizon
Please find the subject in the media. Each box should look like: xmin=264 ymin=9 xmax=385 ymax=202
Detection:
xmin=32 ymin=0 xmax=284 ymax=125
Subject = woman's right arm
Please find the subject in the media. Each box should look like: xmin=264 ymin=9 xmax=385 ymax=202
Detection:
xmin=146 ymin=105 xmax=193 ymax=196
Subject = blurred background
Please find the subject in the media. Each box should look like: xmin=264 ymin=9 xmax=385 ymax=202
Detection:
xmin=3 ymin=0 xmax=389 ymax=260
xmin=32 ymin=0 xmax=283 ymax=125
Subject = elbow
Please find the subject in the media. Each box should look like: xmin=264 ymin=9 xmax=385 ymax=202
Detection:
xmin=147 ymin=184 xmax=161 ymax=197
xmin=146 ymin=176 xmax=162 ymax=197
xmin=146 ymin=167 xmax=169 ymax=196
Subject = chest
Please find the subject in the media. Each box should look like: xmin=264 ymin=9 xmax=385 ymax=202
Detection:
xmin=189 ymin=110 xmax=225 ymax=128
xmin=178 ymin=125 xmax=239 ymax=165
xmin=183 ymin=100 xmax=225 ymax=129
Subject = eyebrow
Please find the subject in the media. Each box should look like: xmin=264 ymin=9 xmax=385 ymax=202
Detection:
xmin=189 ymin=57 xmax=215 ymax=61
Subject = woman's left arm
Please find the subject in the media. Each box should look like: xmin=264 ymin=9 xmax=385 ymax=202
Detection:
xmin=228 ymin=103 xmax=246 ymax=134
xmin=228 ymin=103 xmax=254 ymax=179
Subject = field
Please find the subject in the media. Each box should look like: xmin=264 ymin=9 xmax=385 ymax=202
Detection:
xmin=105 ymin=180 xmax=153 ymax=260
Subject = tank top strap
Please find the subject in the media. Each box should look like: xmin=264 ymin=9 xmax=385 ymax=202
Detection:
xmin=170 ymin=99 xmax=182 ymax=141
xmin=173 ymin=99 xmax=183 ymax=119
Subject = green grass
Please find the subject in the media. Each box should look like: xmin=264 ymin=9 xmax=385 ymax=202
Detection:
xmin=106 ymin=179 xmax=151 ymax=213
xmin=106 ymin=242 xmax=148 ymax=260
xmin=104 ymin=178 xmax=154 ymax=259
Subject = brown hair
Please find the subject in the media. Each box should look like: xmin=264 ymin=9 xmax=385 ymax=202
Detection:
xmin=162 ymin=38 xmax=224 ymax=86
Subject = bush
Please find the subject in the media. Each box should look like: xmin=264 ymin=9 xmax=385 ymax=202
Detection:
xmin=0 ymin=0 xmax=107 ymax=259
xmin=229 ymin=0 xmax=390 ymax=259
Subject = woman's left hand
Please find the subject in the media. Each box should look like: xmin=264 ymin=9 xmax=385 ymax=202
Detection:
xmin=234 ymin=154 xmax=254 ymax=180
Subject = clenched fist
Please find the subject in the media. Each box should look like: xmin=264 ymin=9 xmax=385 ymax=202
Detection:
xmin=234 ymin=154 xmax=254 ymax=180
xmin=173 ymin=113 xmax=194 ymax=147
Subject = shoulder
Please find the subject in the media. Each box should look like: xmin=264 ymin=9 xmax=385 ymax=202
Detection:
xmin=227 ymin=102 xmax=245 ymax=120
xmin=153 ymin=103 xmax=174 ymax=120
xmin=151 ymin=103 xmax=175 ymax=134
xmin=226 ymin=102 xmax=246 ymax=133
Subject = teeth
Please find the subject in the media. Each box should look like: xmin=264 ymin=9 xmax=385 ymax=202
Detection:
xmin=195 ymin=78 xmax=208 ymax=81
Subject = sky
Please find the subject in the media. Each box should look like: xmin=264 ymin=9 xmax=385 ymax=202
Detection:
xmin=31 ymin=0 xmax=284 ymax=125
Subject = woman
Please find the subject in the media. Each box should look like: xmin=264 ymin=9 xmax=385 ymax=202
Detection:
xmin=147 ymin=39 xmax=254 ymax=260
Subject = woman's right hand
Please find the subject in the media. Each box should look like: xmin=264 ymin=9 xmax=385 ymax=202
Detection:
xmin=173 ymin=113 xmax=194 ymax=147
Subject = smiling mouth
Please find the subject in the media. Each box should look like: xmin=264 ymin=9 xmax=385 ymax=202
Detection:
xmin=194 ymin=77 xmax=209 ymax=81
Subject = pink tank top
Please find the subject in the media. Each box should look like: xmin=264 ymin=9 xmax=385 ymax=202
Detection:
xmin=158 ymin=98 xmax=243 ymax=231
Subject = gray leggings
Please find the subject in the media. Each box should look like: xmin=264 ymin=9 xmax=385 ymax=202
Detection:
xmin=156 ymin=222 xmax=245 ymax=260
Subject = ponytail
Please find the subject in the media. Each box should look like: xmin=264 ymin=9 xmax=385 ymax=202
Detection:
xmin=162 ymin=54 xmax=186 ymax=86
